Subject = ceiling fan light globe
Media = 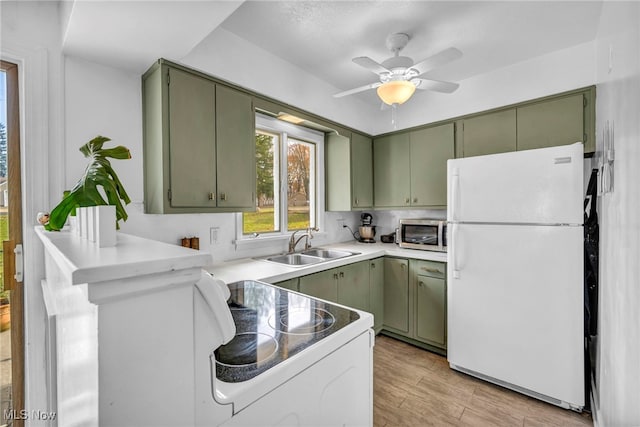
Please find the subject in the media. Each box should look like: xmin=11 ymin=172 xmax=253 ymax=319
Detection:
xmin=377 ymin=80 xmax=416 ymax=105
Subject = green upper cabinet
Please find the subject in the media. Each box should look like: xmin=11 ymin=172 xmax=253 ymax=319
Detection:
xmin=516 ymin=93 xmax=586 ymax=152
xmin=142 ymin=60 xmax=256 ymax=214
xmin=460 ymin=87 xmax=595 ymax=157
xmin=166 ymin=67 xmax=217 ymax=208
xmin=326 ymin=132 xmax=373 ymax=211
xmin=373 ymin=133 xmax=411 ymax=207
xmin=373 ymin=124 xmax=453 ymax=209
xmin=409 ymin=123 xmax=455 ymax=207
xmin=462 ymin=109 xmax=517 ymax=157
xmin=215 ymin=85 xmax=255 ymax=208
xmin=351 ymin=133 xmax=374 ymax=209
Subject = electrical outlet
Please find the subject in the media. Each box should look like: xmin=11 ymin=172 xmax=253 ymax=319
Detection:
xmin=210 ymin=227 xmax=219 ymax=244
xmin=336 ymin=217 xmax=345 ymax=227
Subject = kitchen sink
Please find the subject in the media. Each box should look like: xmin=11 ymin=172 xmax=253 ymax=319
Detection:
xmin=260 ymin=248 xmax=360 ymax=267
xmin=300 ymin=249 xmax=356 ymax=259
xmin=265 ymin=253 xmax=325 ymax=266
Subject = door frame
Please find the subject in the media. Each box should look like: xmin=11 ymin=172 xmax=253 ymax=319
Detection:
xmin=1 ymin=59 xmax=24 ymax=426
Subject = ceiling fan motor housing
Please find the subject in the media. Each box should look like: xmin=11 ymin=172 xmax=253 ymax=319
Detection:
xmin=386 ymin=33 xmax=410 ymax=53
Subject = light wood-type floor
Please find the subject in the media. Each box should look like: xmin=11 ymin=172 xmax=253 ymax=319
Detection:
xmin=374 ymin=335 xmax=593 ymax=426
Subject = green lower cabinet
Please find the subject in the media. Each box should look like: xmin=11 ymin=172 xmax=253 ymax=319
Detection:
xmin=382 ymin=258 xmax=410 ymax=334
xmin=291 ymin=260 xmax=383 ymax=331
xmin=299 ymin=269 xmax=338 ymax=302
xmin=274 ymin=278 xmax=299 ymax=292
xmin=369 ymin=258 xmax=384 ymax=333
xmin=382 ymin=257 xmax=447 ymax=354
xmin=415 ymin=274 xmax=446 ymax=347
xmin=337 ymin=261 xmax=370 ymax=312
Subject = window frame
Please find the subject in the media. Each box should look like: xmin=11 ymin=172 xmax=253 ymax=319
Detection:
xmin=235 ymin=113 xmax=325 ymax=245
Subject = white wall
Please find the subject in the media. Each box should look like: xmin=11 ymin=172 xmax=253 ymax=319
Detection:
xmin=181 ymin=27 xmax=598 ymax=138
xmin=371 ymin=40 xmax=597 ymax=135
xmin=0 ymin=0 xmax=65 ymax=418
xmin=592 ymin=2 xmax=640 ymax=425
xmin=182 ymin=27 xmax=377 ymax=135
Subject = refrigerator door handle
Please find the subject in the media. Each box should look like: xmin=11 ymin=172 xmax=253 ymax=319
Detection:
xmin=451 ymin=168 xmax=460 ymax=221
xmin=452 ymin=223 xmax=460 ymax=279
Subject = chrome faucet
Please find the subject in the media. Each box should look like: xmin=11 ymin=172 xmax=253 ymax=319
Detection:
xmin=288 ymin=227 xmax=319 ymax=253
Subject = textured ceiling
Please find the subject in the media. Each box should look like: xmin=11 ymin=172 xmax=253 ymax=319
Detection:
xmin=61 ymin=1 xmax=603 ymax=106
xmin=220 ymin=1 xmax=603 ymax=99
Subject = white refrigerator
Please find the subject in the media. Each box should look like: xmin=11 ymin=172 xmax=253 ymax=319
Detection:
xmin=446 ymin=143 xmax=584 ymax=410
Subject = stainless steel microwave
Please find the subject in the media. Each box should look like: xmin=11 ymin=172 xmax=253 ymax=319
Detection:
xmin=398 ymin=219 xmax=447 ymax=252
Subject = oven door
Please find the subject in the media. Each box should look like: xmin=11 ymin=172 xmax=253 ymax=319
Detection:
xmin=399 ymin=221 xmax=441 ymax=250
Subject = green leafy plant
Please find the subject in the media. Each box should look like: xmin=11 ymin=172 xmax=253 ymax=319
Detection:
xmin=45 ymin=136 xmax=132 ymax=231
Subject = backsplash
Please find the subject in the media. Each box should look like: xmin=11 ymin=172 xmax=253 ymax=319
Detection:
xmin=118 ymin=203 xmax=445 ymax=264
xmin=369 ymin=209 xmax=447 ymax=236
xmin=119 ymin=203 xmax=362 ymax=263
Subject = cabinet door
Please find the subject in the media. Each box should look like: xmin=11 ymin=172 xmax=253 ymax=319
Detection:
xmin=373 ymin=133 xmax=411 ymax=207
xmin=409 ymin=123 xmax=455 ymax=207
xmin=415 ymin=275 xmax=446 ymax=347
xmin=337 ymin=261 xmax=370 ymax=312
xmin=168 ymin=67 xmax=217 ymax=207
xmin=274 ymin=278 xmax=299 ymax=292
xmin=351 ymin=133 xmax=373 ymax=209
xmin=462 ymin=109 xmax=516 ymax=157
xmin=299 ymin=269 xmax=338 ymax=302
xmin=215 ymin=85 xmax=255 ymax=208
xmin=383 ymin=258 xmax=410 ymax=333
xmin=369 ymin=258 xmax=384 ymax=332
xmin=516 ymin=94 xmax=584 ymax=151
xmin=325 ymin=133 xmax=351 ymax=211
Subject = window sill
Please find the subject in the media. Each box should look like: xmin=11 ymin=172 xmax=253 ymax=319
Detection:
xmin=234 ymin=232 xmax=328 ymax=250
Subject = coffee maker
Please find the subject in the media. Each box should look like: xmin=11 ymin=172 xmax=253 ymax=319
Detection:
xmin=357 ymin=213 xmax=376 ymax=243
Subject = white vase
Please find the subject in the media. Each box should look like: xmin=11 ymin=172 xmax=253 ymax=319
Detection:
xmin=94 ymin=205 xmax=116 ymax=247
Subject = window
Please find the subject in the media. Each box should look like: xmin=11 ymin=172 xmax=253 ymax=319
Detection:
xmin=241 ymin=114 xmax=323 ymax=237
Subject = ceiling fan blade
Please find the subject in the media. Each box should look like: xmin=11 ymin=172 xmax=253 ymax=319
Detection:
xmin=352 ymin=56 xmax=391 ymax=74
xmin=333 ymin=82 xmax=382 ymax=98
xmin=412 ymin=78 xmax=460 ymax=93
xmin=410 ymin=47 xmax=463 ymax=76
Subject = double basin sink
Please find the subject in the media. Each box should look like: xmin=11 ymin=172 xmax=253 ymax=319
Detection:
xmin=262 ymin=248 xmax=360 ymax=267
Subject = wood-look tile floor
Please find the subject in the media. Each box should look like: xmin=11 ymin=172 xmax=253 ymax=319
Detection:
xmin=374 ymin=335 xmax=593 ymax=427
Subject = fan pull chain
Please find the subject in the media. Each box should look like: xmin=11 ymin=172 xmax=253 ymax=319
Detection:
xmin=391 ymin=103 xmax=398 ymax=129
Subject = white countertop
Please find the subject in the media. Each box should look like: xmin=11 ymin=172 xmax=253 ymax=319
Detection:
xmin=208 ymin=241 xmax=447 ymax=284
xmin=36 ymin=226 xmax=213 ymax=285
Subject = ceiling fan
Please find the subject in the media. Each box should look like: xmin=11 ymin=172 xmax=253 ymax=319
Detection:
xmin=334 ymin=33 xmax=462 ymax=106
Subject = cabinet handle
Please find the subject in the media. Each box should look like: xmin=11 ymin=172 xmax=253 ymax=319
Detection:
xmin=333 ymin=273 xmax=338 ymax=279
xmin=371 ymin=263 xmax=375 ymax=268
xmin=413 ymin=197 xmax=418 ymax=203
xmin=339 ymin=271 xmax=344 ymax=278
xmin=405 ymin=198 xmax=410 ymax=204
xmin=401 ymin=264 xmax=406 ymax=269
xmin=208 ymin=192 xmax=215 ymax=201
xmin=422 ymin=267 xmax=443 ymax=274
xmin=220 ymin=193 xmax=227 ymax=201
xmin=355 ymin=198 xmax=359 ymax=205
